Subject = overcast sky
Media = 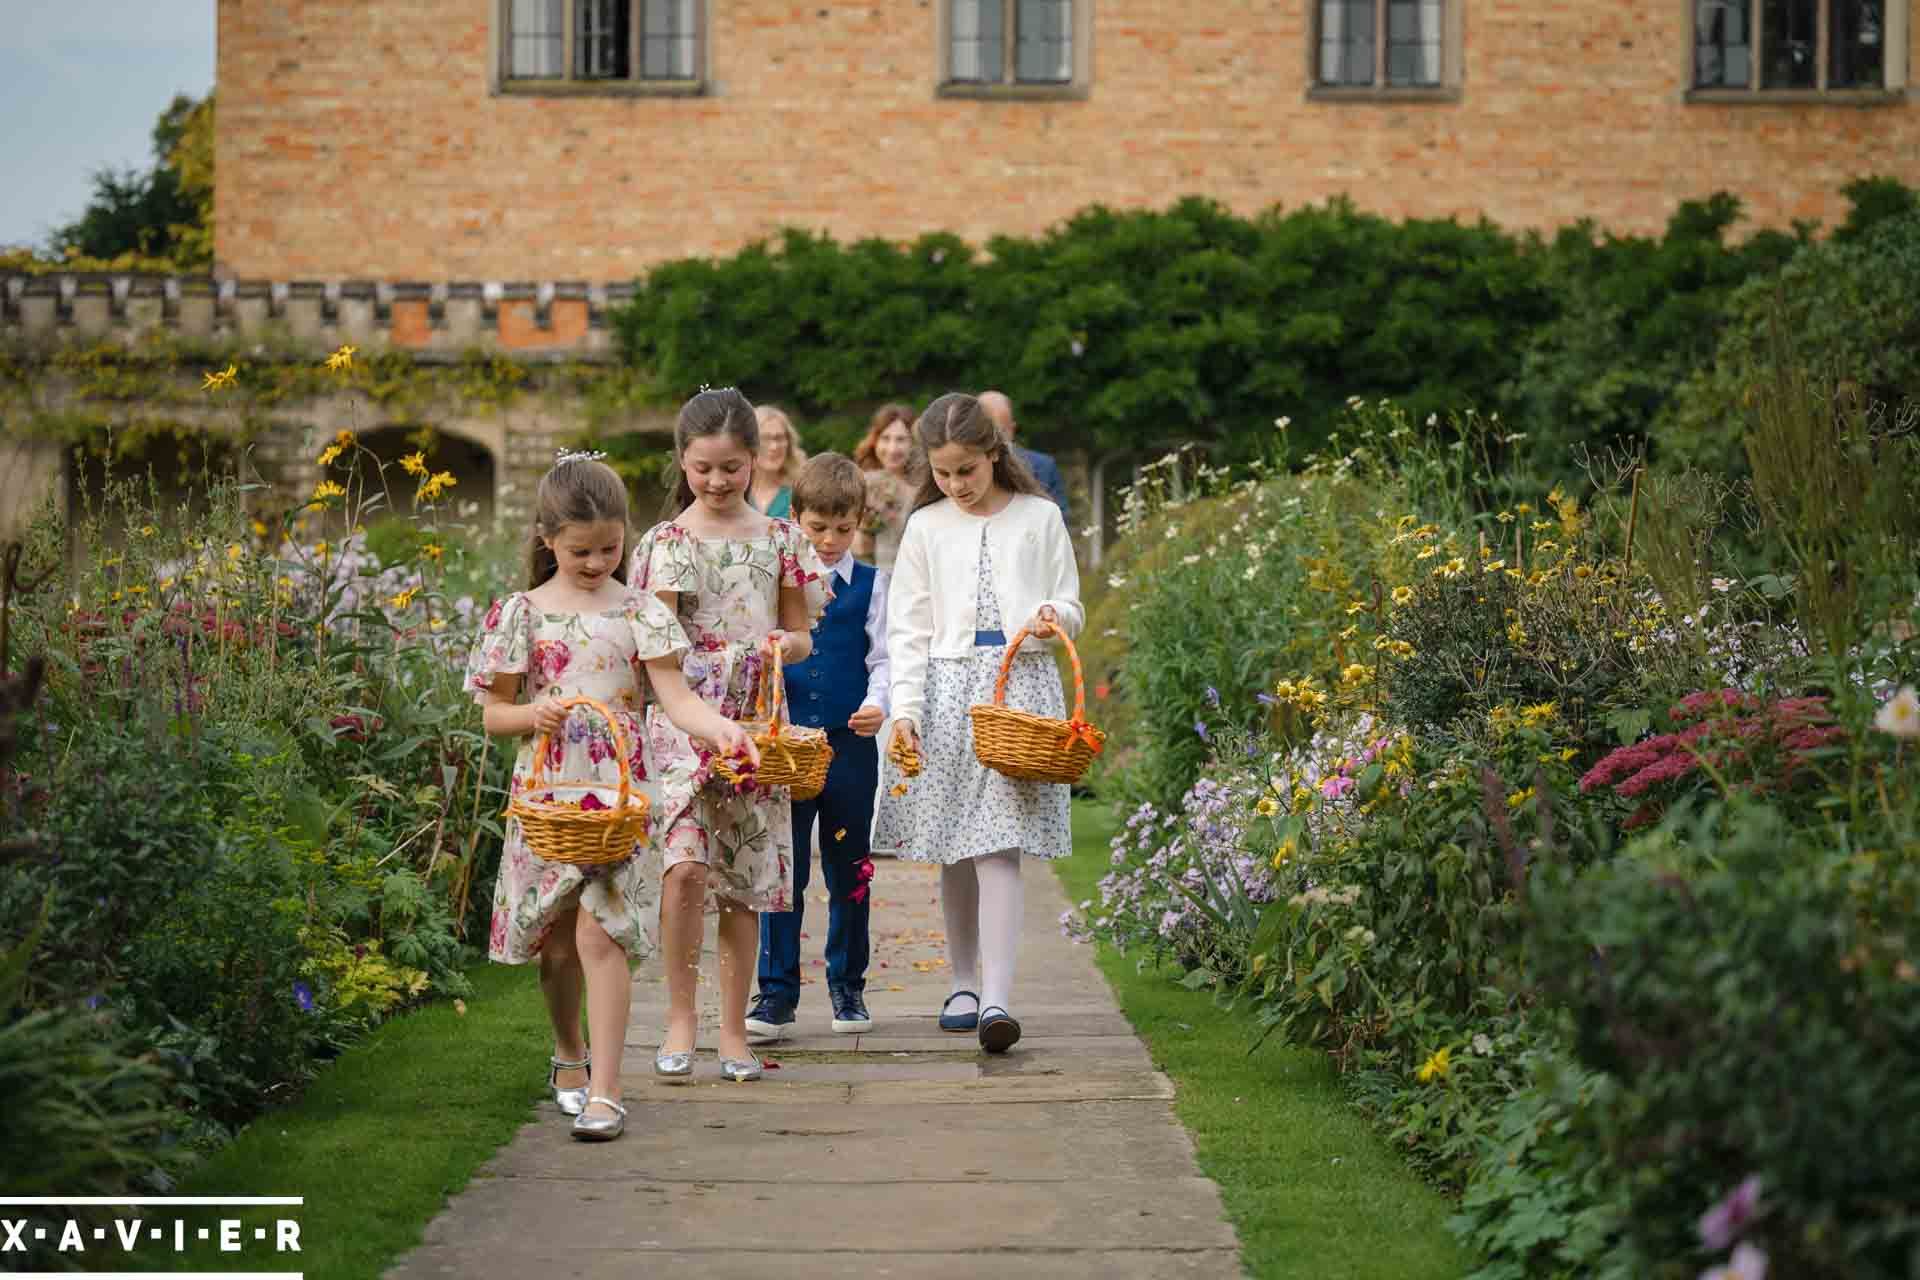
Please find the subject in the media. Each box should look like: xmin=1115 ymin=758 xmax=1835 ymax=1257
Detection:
xmin=0 ymin=2 xmax=216 ymax=251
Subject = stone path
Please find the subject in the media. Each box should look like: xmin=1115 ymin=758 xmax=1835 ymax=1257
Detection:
xmin=388 ymin=857 xmax=1242 ymax=1278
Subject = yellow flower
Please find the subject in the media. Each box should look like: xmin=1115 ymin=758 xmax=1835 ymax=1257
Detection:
xmin=226 ymin=543 xmax=243 ymax=562
xmin=416 ymin=470 xmax=458 ymax=503
xmin=1415 ymin=544 xmax=1440 ymax=560
xmin=1341 ymin=663 xmax=1371 ymax=685
xmin=1507 ymin=622 xmax=1530 ymax=646
xmin=390 ymin=587 xmax=418 ymax=610
xmin=399 ymin=450 xmax=428 ymax=477
xmin=1337 ymin=624 xmax=1358 ymax=642
xmin=251 ymin=519 xmax=269 ymax=537
xmin=1390 ymin=585 xmax=1414 ymax=607
xmin=1559 ymin=747 xmax=1578 ymax=762
xmin=1344 ymin=600 xmax=1368 ymax=616
xmin=1416 ymin=1047 xmax=1452 ymax=1083
xmin=317 ymin=444 xmax=343 ymax=466
xmin=1387 ymin=640 xmax=1416 ymax=660
xmin=1507 ymin=787 xmax=1535 ymax=810
xmin=158 ymin=577 xmax=175 ymax=591
xmin=313 ymin=539 xmax=330 ymax=560
xmin=201 ymin=363 xmax=237 ymax=392
xmin=312 ymin=480 xmax=347 ymax=500
xmin=429 ymin=617 xmax=447 ymax=632
xmin=422 ymin=543 xmax=444 ymax=562
xmin=1496 ymin=510 xmax=1515 ymax=524
xmin=1255 ymin=795 xmax=1279 ymax=817
xmin=1515 ymin=502 xmax=1534 ymax=516
xmin=1520 ymin=701 xmax=1557 ymax=726
xmin=1435 ymin=557 xmax=1467 ymax=579
xmin=139 ymin=525 xmax=157 ymax=538
xmin=1483 ymin=559 xmax=1506 ymax=574
xmin=324 ymin=344 xmax=358 ymax=372
xmin=1270 ymin=838 xmax=1296 ymax=869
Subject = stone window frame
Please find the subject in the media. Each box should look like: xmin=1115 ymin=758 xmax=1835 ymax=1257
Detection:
xmin=1684 ymin=0 xmax=1908 ymax=103
xmin=936 ymin=1 xmax=1095 ymax=101
xmin=489 ymin=0 xmax=709 ymax=98
xmin=1307 ymin=0 xmax=1465 ymax=103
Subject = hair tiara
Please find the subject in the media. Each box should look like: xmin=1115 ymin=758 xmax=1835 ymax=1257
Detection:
xmin=696 ymin=383 xmax=739 ymax=395
xmin=554 ymin=448 xmax=608 ymax=466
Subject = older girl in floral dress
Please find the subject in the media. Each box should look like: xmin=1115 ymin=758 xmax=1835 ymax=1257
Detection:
xmin=635 ymin=388 xmax=831 ymax=1083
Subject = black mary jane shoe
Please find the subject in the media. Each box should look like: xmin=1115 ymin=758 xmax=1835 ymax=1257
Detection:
xmin=978 ymin=1006 xmax=1022 ymax=1054
xmin=938 ymin=990 xmax=980 ymax=1033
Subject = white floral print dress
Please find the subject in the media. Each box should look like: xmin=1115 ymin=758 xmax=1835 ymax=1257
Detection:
xmin=465 ymin=588 xmax=690 ymax=964
xmin=632 ymin=518 xmax=832 ymax=912
xmin=871 ymin=524 xmax=1072 ymax=863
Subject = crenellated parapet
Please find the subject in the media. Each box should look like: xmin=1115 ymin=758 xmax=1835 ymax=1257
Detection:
xmin=0 ymin=274 xmax=638 ymax=356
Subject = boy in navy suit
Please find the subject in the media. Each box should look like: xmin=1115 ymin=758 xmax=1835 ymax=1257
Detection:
xmin=747 ymin=453 xmax=890 ymax=1040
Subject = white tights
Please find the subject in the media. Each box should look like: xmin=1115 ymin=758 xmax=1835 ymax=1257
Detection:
xmin=941 ymin=849 xmax=1024 ymax=1015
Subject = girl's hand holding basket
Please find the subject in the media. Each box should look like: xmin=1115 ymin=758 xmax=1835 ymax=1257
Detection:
xmin=508 ymin=696 xmax=652 ymax=866
xmin=710 ymin=637 xmax=834 ymax=798
xmin=967 ymin=608 xmax=1107 ymax=785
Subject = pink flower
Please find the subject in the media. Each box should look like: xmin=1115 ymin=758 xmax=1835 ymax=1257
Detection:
xmin=488 ymin=910 xmax=509 ymax=954
xmin=1698 ymin=1175 xmax=1763 ymax=1252
xmin=531 ymin=639 xmax=572 ymax=682
xmin=483 ymin=597 xmax=504 ymax=630
xmin=1321 ymin=775 xmax=1356 ymax=800
xmin=579 ymin=792 xmax=609 ymax=811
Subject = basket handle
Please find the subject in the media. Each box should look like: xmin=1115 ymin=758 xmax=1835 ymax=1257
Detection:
xmin=992 ymin=618 xmax=1088 ymax=725
xmin=755 ymin=638 xmax=791 ymax=733
xmin=523 ymin=695 xmax=634 ymax=814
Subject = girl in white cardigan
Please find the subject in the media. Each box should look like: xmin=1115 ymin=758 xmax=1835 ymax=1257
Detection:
xmin=872 ymin=392 xmax=1083 ymax=1053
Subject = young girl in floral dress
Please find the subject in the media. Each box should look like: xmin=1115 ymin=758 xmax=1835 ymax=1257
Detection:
xmin=635 ymin=388 xmax=831 ymax=1083
xmin=467 ymin=454 xmax=757 ymax=1141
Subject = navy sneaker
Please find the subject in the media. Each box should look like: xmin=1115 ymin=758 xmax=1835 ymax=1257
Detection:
xmin=744 ymin=996 xmax=795 ymax=1043
xmin=829 ymin=984 xmax=872 ymax=1034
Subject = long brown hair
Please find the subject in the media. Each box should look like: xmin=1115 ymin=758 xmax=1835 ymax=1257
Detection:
xmin=526 ymin=457 xmax=631 ymax=589
xmin=661 ymin=387 xmax=759 ymax=519
xmin=853 ymin=402 xmax=917 ymax=471
xmin=908 ymin=392 xmax=1046 ymax=514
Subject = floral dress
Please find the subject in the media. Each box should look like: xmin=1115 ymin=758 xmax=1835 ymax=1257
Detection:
xmin=871 ymin=523 xmax=1072 ymax=863
xmin=465 ymin=588 xmax=690 ymax=964
xmin=633 ymin=518 xmax=832 ymax=912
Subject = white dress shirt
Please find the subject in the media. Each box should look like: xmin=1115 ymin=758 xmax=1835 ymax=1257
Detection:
xmin=820 ymin=552 xmax=891 ymax=714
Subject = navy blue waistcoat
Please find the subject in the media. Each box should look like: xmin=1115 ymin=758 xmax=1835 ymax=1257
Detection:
xmin=786 ymin=560 xmax=876 ymax=730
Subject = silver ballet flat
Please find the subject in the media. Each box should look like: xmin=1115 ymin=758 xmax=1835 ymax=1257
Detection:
xmin=718 ymin=1053 xmax=763 ymax=1083
xmin=547 ymin=1054 xmax=591 ymax=1116
xmin=570 ymin=1095 xmax=627 ymax=1142
xmin=654 ymin=1048 xmax=694 ymax=1080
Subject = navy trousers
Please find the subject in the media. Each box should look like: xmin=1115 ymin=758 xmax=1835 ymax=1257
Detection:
xmin=756 ymin=727 xmax=877 ymax=1007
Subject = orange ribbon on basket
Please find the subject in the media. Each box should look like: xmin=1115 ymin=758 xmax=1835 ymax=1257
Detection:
xmin=1063 ymin=718 xmax=1107 ymax=755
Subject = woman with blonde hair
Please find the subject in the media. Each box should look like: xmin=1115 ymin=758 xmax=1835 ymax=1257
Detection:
xmin=851 ymin=402 xmax=917 ymax=571
xmin=749 ymin=405 xmax=805 ymax=519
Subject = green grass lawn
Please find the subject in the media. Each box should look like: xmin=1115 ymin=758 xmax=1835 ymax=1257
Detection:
xmin=1057 ymin=799 xmax=1471 ymax=1280
xmin=146 ymin=962 xmax=550 ymax=1277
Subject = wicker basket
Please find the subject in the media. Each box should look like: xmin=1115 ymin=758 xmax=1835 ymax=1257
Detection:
xmin=711 ymin=646 xmax=834 ymax=800
xmin=505 ymin=696 xmax=651 ymax=866
xmin=968 ymin=623 xmax=1108 ymax=785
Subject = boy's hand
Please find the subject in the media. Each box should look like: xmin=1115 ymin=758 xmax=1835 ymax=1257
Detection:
xmin=529 ymin=699 xmax=570 ymax=736
xmin=848 ymin=704 xmax=885 ymax=737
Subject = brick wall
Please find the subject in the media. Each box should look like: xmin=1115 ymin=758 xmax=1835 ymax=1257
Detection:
xmin=218 ymin=0 xmax=1918 ymax=282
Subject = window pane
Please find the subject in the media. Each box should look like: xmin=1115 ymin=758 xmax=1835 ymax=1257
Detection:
xmin=576 ymin=0 xmax=631 ymax=79
xmin=1694 ymin=0 xmax=1752 ymax=86
xmin=1386 ymin=0 xmax=1441 ymax=85
xmin=510 ymin=0 xmax=564 ymax=77
xmin=1319 ymin=0 xmax=1375 ymax=84
xmin=1761 ymin=0 xmax=1817 ymax=87
xmin=1830 ymin=0 xmax=1886 ymax=87
xmin=951 ymin=0 xmax=1005 ymax=82
xmin=1016 ymin=0 xmax=1073 ymax=83
xmin=642 ymin=0 xmax=696 ymax=78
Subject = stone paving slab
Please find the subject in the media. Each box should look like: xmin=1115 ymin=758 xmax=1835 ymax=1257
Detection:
xmin=387 ymin=856 xmax=1242 ymax=1279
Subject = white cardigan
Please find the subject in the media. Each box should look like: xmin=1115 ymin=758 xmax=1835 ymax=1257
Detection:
xmin=887 ymin=492 xmax=1084 ymax=732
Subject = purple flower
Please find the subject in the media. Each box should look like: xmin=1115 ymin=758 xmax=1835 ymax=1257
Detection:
xmin=1195 ymin=719 xmax=1211 ymax=743
xmin=1698 ymin=1175 xmax=1762 ymax=1251
xmin=85 ymin=994 xmax=104 ymax=1010
xmin=1255 ymin=692 xmax=1277 ymax=706
xmin=1204 ymin=685 xmax=1221 ymax=708
xmin=293 ymin=981 xmax=316 ymax=1013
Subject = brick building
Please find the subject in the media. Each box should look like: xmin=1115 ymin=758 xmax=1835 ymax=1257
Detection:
xmin=218 ymin=0 xmax=1919 ymax=283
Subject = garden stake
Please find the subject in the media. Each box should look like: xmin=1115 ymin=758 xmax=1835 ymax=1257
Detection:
xmin=1623 ymin=466 xmax=1644 ymax=572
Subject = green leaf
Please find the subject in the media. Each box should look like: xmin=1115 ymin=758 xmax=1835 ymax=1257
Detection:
xmin=1604 ymin=706 xmax=1652 ymax=746
xmin=1178 ymin=967 xmax=1216 ymax=990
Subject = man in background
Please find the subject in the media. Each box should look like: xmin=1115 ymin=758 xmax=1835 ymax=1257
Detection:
xmin=979 ymin=390 xmax=1069 ymax=523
